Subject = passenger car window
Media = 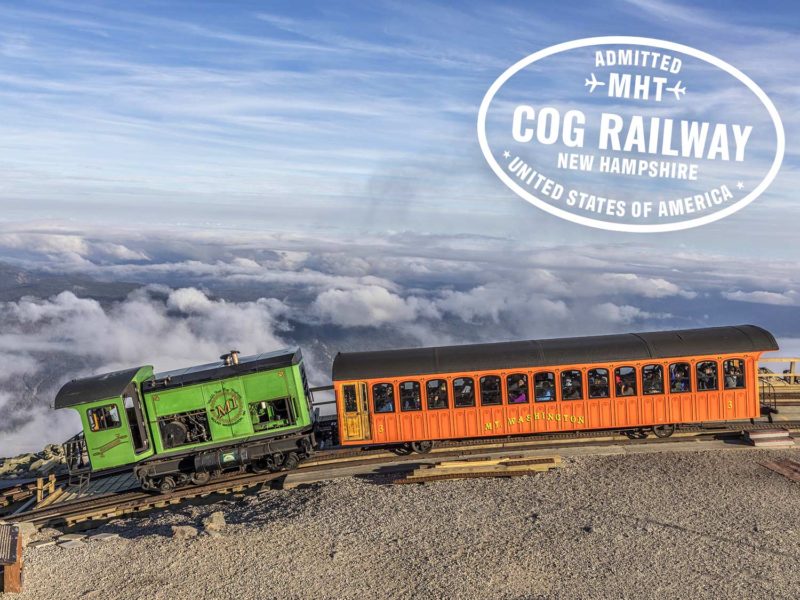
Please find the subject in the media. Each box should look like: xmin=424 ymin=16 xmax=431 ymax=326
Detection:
xmin=479 ymin=375 xmax=501 ymax=406
xmin=669 ymin=363 xmax=691 ymax=393
xmin=426 ymin=379 xmax=449 ymax=410
xmin=642 ymin=364 xmax=664 ymax=395
xmin=561 ymin=370 xmax=582 ymax=400
xmin=534 ymin=372 xmax=556 ymax=402
xmin=453 ymin=377 xmax=475 ymax=408
xmin=588 ymin=368 xmax=610 ymax=398
xmin=615 ymin=367 xmax=637 ymax=396
xmin=507 ymin=374 xmax=529 ymax=403
xmin=723 ymin=359 xmax=745 ymax=389
xmin=342 ymin=385 xmax=358 ymax=412
xmin=87 ymin=404 xmax=121 ymax=432
xmin=372 ymin=383 xmax=394 ymax=413
xmin=400 ymin=381 xmax=421 ymax=411
xmin=696 ymin=361 xmax=718 ymax=391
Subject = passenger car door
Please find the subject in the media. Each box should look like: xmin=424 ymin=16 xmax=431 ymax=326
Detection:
xmin=341 ymin=382 xmax=371 ymax=441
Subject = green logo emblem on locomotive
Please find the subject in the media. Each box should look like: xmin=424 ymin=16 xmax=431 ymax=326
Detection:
xmin=208 ymin=387 xmax=245 ymax=426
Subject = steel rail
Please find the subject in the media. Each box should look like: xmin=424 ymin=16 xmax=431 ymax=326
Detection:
xmin=9 ymin=419 xmax=799 ymax=528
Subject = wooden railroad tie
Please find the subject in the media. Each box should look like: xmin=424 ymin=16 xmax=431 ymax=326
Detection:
xmin=395 ymin=455 xmax=562 ymax=484
xmin=761 ymin=458 xmax=800 ymax=483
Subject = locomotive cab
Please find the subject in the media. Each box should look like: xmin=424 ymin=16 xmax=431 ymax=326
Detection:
xmin=55 ymin=366 xmax=156 ymax=472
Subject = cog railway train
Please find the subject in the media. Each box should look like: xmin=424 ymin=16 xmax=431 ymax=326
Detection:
xmin=56 ymin=324 xmax=778 ymax=492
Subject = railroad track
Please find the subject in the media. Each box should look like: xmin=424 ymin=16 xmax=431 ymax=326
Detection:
xmin=7 ymin=419 xmax=798 ymax=529
xmin=310 ymin=418 xmax=800 ymax=462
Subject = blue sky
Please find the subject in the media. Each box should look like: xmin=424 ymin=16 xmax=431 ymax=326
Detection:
xmin=1 ymin=0 xmax=800 ymax=453
xmin=0 ymin=0 xmax=798 ymax=253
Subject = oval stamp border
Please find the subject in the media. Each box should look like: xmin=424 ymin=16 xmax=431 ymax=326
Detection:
xmin=477 ymin=36 xmax=785 ymax=233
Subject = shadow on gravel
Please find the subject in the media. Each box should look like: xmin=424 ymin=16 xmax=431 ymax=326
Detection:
xmin=612 ymin=511 xmax=800 ymax=561
xmin=352 ymin=464 xmax=427 ymax=486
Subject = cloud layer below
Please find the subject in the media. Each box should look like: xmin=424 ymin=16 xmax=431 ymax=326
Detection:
xmin=1 ymin=221 xmax=798 ymax=455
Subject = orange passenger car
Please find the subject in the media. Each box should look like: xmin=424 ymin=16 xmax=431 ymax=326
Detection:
xmin=331 ymin=325 xmax=778 ymax=452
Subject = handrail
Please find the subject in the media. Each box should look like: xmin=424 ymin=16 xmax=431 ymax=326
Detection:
xmin=63 ymin=432 xmax=91 ymax=474
xmin=758 ymin=377 xmax=778 ymax=416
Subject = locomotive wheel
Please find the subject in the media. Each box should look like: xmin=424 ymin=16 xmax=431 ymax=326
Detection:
xmin=159 ymin=476 xmax=177 ymax=494
xmin=652 ymin=424 xmax=676 ymax=438
xmin=268 ymin=452 xmax=285 ymax=472
xmin=411 ymin=441 xmax=433 ymax=454
xmin=190 ymin=471 xmax=211 ymax=485
xmin=390 ymin=444 xmax=413 ymax=456
xmin=250 ymin=460 xmax=272 ymax=474
xmin=283 ymin=452 xmax=300 ymax=471
xmin=299 ymin=437 xmax=313 ymax=456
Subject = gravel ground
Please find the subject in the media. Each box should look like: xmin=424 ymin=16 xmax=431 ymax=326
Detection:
xmin=7 ymin=447 xmax=800 ymax=600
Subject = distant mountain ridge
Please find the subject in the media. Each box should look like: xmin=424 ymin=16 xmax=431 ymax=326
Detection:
xmin=0 ymin=262 xmax=139 ymax=303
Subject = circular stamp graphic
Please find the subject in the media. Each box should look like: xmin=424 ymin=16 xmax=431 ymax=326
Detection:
xmin=208 ymin=387 xmax=245 ymax=426
xmin=477 ymin=37 xmax=784 ymax=232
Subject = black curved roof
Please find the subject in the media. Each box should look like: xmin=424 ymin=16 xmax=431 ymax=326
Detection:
xmin=55 ymin=366 xmax=147 ymax=409
xmin=332 ymin=325 xmax=778 ymax=381
xmin=142 ymin=347 xmax=302 ymax=392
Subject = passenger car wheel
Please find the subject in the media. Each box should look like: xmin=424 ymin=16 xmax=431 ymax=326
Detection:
xmin=390 ymin=444 xmax=413 ymax=455
xmin=411 ymin=441 xmax=433 ymax=454
xmin=652 ymin=424 xmax=676 ymax=438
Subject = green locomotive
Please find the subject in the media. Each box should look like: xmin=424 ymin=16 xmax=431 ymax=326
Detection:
xmin=55 ymin=349 xmax=316 ymax=492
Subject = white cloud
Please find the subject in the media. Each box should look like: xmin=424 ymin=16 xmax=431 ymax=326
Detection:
xmin=312 ymin=285 xmax=434 ymax=327
xmin=591 ymin=302 xmax=672 ymax=324
xmin=0 ymin=232 xmax=147 ymax=263
xmin=722 ymin=290 xmax=800 ymax=306
xmin=434 ymin=284 xmax=569 ymax=324
xmin=580 ymin=273 xmax=691 ymax=299
xmin=0 ymin=232 xmax=89 ymax=255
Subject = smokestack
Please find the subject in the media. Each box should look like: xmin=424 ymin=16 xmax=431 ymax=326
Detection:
xmin=220 ymin=350 xmax=241 ymax=366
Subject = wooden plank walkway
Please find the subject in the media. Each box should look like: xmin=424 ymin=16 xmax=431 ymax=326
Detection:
xmin=57 ymin=472 xmax=139 ymax=504
xmin=395 ymin=455 xmax=562 ymax=484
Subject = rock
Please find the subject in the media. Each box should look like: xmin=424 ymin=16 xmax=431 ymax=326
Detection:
xmin=44 ymin=444 xmax=64 ymax=458
xmin=171 ymin=525 xmax=199 ymax=539
xmin=202 ymin=511 xmax=226 ymax=532
xmin=9 ymin=455 xmax=33 ymax=468
xmin=31 ymin=458 xmax=59 ymax=474
xmin=38 ymin=527 xmax=62 ymax=538
xmin=0 ymin=446 xmax=67 ymax=478
xmin=89 ymin=532 xmax=119 ymax=542
xmin=29 ymin=459 xmax=47 ymax=471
